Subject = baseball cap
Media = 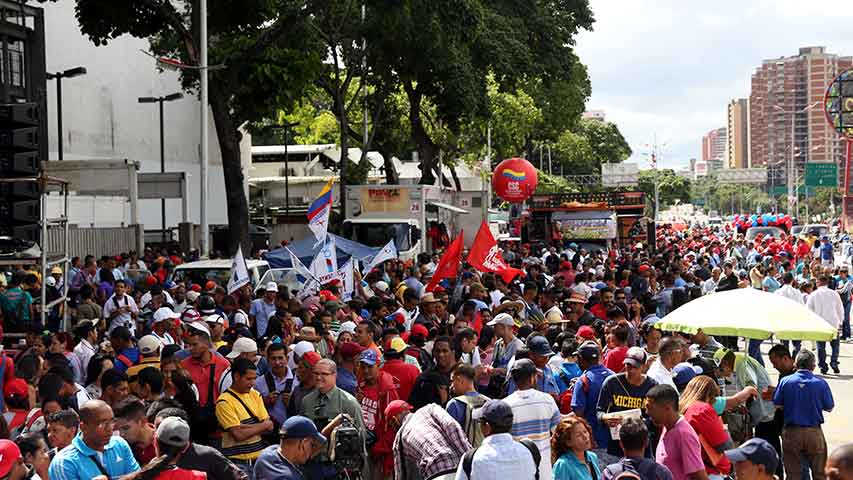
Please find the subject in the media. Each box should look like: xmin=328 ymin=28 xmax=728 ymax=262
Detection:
xmin=205 ymin=314 xmax=227 ymax=327
xmin=487 ymin=313 xmax=515 ymax=327
xmin=574 ymin=340 xmax=600 ymax=360
xmin=373 ymin=281 xmax=389 ymax=293
xmin=576 ymin=325 xmax=596 ymax=340
xmin=509 ymin=358 xmax=537 ymax=379
xmin=339 ymin=321 xmax=357 ymax=335
xmin=198 ymin=295 xmax=216 ymax=315
xmin=338 ymin=342 xmax=366 ymax=359
xmin=153 ymin=307 xmax=180 ymax=324
xmin=527 ymin=335 xmax=554 ymax=357
xmin=301 ymin=351 xmax=321 ymax=367
xmin=227 ymin=337 xmax=258 ymax=359
xmin=156 ymin=416 xmax=191 ymax=448
xmin=385 ymin=337 xmax=408 ymax=355
xmin=3 ymin=378 xmax=27 ymax=401
xmin=204 ymin=280 xmax=217 ymax=292
xmin=138 ymin=335 xmax=161 ymax=355
xmin=384 ymin=400 xmax=413 ymax=418
xmin=0 ymin=440 xmax=21 ymax=478
xmin=186 ymin=290 xmax=200 ymax=303
xmin=291 ymin=341 xmax=315 ymax=358
xmin=50 ymin=266 xmax=63 ymax=275
xmin=673 ymin=362 xmax=704 ymax=387
xmin=472 ymin=399 xmax=514 ymax=429
xmin=265 ymin=281 xmax=279 ymax=292
xmin=280 ymin=415 xmax=327 ymax=444
xmin=724 ymin=438 xmax=779 ymax=473
xmin=411 ymin=323 xmax=429 ymax=338
xmin=46 ymin=276 xmax=56 ymax=287
xmin=623 ymin=347 xmax=647 ymax=368
xmin=359 ymin=349 xmax=379 ymax=366
xmin=186 ymin=321 xmax=211 ymax=338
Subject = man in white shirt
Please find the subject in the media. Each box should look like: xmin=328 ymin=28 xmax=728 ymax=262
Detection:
xmin=102 ymin=280 xmax=139 ymax=335
xmin=646 ymin=337 xmax=683 ymax=389
xmin=72 ymin=320 xmax=99 ymax=375
xmin=702 ymin=267 xmax=721 ymax=295
xmin=806 ymin=275 xmax=844 ymax=374
xmin=455 ymin=399 xmax=538 ymax=480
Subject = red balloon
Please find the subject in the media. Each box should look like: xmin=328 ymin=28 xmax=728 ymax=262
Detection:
xmin=492 ymin=158 xmax=539 ymax=203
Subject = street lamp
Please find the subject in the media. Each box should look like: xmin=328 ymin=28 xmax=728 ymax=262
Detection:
xmin=139 ymin=92 xmax=184 ymax=242
xmin=773 ymin=101 xmax=820 ymax=217
xmin=46 ymin=66 xmax=87 ymax=160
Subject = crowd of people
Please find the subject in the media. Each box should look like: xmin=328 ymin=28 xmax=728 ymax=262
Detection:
xmin=0 ymin=226 xmax=850 ymax=480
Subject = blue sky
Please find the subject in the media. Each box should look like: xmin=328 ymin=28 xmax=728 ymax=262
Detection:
xmin=575 ymin=0 xmax=853 ymax=169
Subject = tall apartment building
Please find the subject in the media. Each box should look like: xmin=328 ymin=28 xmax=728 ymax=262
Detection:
xmin=749 ymin=46 xmax=853 ymax=185
xmin=701 ymin=127 xmax=727 ymax=163
xmin=726 ymin=98 xmax=750 ymax=169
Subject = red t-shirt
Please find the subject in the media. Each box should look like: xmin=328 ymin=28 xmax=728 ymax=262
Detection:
xmin=603 ymin=346 xmax=629 ymax=373
xmin=590 ymin=303 xmax=608 ymax=321
xmin=683 ymin=402 xmax=732 ymax=475
xmin=380 ymin=359 xmax=420 ymax=401
xmin=154 ymin=467 xmax=207 ymax=480
xmin=134 ymin=440 xmax=158 ymax=466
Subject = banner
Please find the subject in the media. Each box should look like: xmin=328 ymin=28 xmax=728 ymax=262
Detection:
xmin=226 ymin=246 xmax=251 ymax=294
xmin=365 ymin=239 xmax=397 ymax=272
xmin=307 ymin=178 xmax=334 ymax=246
xmin=286 ymin=247 xmax=316 ymax=282
xmin=467 ymin=221 xmax=523 ymax=284
xmin=361 ymin=187 xmax=410 ymax=214
xmin=310 ymin=237 xmax=339 ymax=285
xmin=340 ymin=257 xmax=356 ymax=301
xmin=424 ymin=232 xmax=464 ymax=293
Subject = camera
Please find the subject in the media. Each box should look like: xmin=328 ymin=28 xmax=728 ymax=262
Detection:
xmin=330 ymin=414 xmax=364 ymax=475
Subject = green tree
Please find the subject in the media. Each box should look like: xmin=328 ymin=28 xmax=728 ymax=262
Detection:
xmin=64 ymin=0 xmax=323 ymax=253
xmin=638 ymin=169 xmax=691 ymax=214
xmin=553 ymin=130 xmax=594 ymax=174
xmin=576 ymin=119 xmax=632 ymax=166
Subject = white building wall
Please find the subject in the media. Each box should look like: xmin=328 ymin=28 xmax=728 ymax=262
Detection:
xmin=42 ymin=0 xmax=243 ymax=229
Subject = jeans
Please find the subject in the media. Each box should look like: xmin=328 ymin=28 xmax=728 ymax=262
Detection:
xmin=783 ymin=340 xmax=802 ymax=356
xmin=232 ymin=460 xmax=255 ymax=480
xmin=748 ymin=338 xmax=765 ymax=367
xmin=817 ymin=339 xmax=840 ymax=370
xmin=843 ymin=301 xmax=851 ymax=339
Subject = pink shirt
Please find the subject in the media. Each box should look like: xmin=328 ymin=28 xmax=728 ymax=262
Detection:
xmin=656 ymin=416 xmax=705 ymax=480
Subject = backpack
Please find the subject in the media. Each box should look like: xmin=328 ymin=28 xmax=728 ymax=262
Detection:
xmin=456 ymin=394 xmax=489 ymax=448
xmin=558 ymin=372 xmax=589 ymax=415
xmin=603 ymin=457 xmax=659 ymax=480
xmin=462 ymin=437 xmax=541 ymax=480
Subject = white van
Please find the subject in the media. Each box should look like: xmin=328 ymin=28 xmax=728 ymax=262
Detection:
xmin=171 ymin=259 xmax=270 ymax=289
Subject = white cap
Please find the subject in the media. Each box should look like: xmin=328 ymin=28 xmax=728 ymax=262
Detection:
xmin=227 ymin=337 xmax=258 ymax=359
xmin=339 ymin=321 xmax=357 ymax=335
xmin=45 ymin=276 xmax=56 ymax=287
xmin=153 ymin=307 xmax=181 ymax=324
xmin=138 ymin=335 xmax=161 ymax=355
xmin=186 ymin=291 xmax=200 ymax=302
xmin=186 ymin=321 xmax=211 ymax=337
xmin=265 ymin=282 xmax=278 ymax=292
xmin=373 ymin=281 xmax=389 ymax=293
xmin=487 ymin=313 xmax=515 ymax=327
xmin=205 ymin=314 xmax=227 ymax=326
xmin=290 ymin=340 xmax=315 ymax=358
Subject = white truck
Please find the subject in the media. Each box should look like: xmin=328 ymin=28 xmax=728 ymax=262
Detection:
xmin=343 ymin=185 xmax=471 ymax=261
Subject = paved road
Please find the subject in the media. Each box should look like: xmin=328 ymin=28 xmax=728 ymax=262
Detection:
xmin=759 ymin=339 xmax=852 ymax=451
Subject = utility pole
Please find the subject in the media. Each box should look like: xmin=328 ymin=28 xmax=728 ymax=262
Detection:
xmin=482 ymin=122 xmax=491 ymax=223
xmin=200 ymin=0 xmax=209 ymax=256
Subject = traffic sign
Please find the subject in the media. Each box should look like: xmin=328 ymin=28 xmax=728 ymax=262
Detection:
xmin=804 ymin=162 xmax=837 ymax=187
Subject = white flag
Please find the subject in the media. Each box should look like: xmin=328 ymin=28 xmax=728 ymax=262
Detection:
xmin=297 ymin=278 xmax=320 ymax=301
xmin=286 ymin=247 xmax=316 ymax=283
xmin=340 ymin=257 xmax=356 ymax=301
xmin=365 ymin=240 xmax=398 ymax=272
xmin=309 ymin=237 xmax=339 ymax=285
xmin=227 ymin=246 xmax=251 ymax=294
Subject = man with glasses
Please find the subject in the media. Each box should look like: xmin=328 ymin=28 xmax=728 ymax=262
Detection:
xmin=49 ymin=400 xmax=140 ymax=480
xmin=253 ymin=416 xmax=342 ymax=480
xmin=299 ymin=359 xmax=364 ymax=480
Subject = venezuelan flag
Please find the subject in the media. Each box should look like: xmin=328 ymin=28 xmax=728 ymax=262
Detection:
xmin=307 ymin=179 xmax=335 ymax=221
xmin=502 ymin=169 xmax=526 ymax=181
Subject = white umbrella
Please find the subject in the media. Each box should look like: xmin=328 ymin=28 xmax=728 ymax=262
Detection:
xmin=656 ymin=288 xmax=837 ymax=341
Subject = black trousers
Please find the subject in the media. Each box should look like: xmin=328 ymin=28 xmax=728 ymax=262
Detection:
xmin=755 ymin=419 xmax=785 ymax=479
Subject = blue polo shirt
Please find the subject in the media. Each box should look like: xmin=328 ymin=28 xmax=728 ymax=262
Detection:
xmin=49 ymin=432 xmax=140 ymax=480
xmin=571 ymin=363 xmax=614 ymax=447
xmin=773 ymin=369 xmax=834 ymax=427
xmin=506 ymin=363 xmax=559 ymax=396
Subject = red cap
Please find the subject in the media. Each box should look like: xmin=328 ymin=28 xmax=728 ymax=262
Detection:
xmin=433 ymin=286 xmax=446 ymax=294
xmin=145 ymin=276 xmax=157 ymax=287
xmin=205 ymin=280 xmax=217 ymax=292
xmin=3 ymin=378 xmax=26 ymax=400
xmin=411 ymin=323 xmax=429 ymax=338
xmin=560 ymin=261 xmax=572 ymax=271
xmin=638 ymin=265 xmax=650 ymax=274
xmin=577 ymin=325 xmax=595 ymax=340
xmin=0 ymin=440 xmax=21 ymax=478
xmin=302 ymin=351 xmax=322 ymax=367
xmin=338 ymin=342 xmax=365 ymax=359
xmin=114 ymin=255 xmax=123 ymax=261
xmin=190 ymin=284 xmax=202 ymax=293
xmin=384 ymin=399 xmax=413 ymax=418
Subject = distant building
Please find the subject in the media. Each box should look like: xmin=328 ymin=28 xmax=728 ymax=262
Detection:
xmin=749 ymin=46 xmax=853 ymax=185
xmin=726 ymin=98 xmax=750 ymax=169
xmin=582 ymin=110 xmax=606 ymax=121
xmin=701 ymin=127 xmax=727 ymax=163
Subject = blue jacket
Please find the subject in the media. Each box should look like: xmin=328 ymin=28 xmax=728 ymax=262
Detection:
xmin=49 ymin=433 xmax=140 ymax=480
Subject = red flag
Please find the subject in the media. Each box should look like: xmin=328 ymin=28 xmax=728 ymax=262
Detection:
xmin=467 ymin=221 xmax=523 ymax=283
xmin=424 ymin=232 xmax=464 ymax=293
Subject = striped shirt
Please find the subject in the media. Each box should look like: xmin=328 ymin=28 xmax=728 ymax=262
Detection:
xmin=393 ymin=404 xmax=471 ymax=480
xmin=504 ymin=388 xmax=561 ymax=480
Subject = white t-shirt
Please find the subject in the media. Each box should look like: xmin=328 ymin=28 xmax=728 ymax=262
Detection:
xmin=103 ymin=294 xmax=139 ymax=334
xmin=647 ymin=359 xmax=676 ymax=389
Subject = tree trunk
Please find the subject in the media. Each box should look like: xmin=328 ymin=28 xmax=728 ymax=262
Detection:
xmin=208 ymin=82 xmax=251 ymax=256
xmin=404 ymin=83 xmax=439 ymax=186
xmin=377 ymin=142 xmax=399 ymax=184
xmin=449 ymin=165 xmax=462 ymax=191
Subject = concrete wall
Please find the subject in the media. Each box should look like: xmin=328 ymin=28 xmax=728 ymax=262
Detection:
xmin=42 ymin=0 xmax=250 ymax=229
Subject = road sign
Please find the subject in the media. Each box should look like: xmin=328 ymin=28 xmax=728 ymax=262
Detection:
xmin=717 ymin=168 xmax=768 ymax=184
xmin=601 ymin=162 xmax=639 ymax=187
xmin=804 ymin=162 xmax=837 ymax=187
